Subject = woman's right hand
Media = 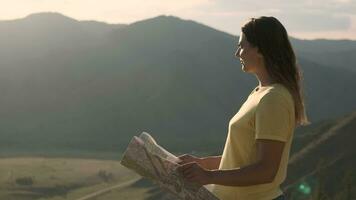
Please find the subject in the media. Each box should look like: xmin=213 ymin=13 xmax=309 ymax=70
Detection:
xmin=177 ymin=154 xmax=202 ymax=165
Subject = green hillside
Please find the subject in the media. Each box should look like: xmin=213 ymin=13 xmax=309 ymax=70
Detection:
xmin=0 ymin=158 xmax=141 ymax=200
xmin=283 ymin=111 xmax=356 ymax=200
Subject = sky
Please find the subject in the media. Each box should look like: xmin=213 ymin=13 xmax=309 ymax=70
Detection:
xmin=0 ymin=0 xmax=355 ymax=40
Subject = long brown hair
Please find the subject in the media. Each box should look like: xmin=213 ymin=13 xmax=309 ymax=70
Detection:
xmin=242 ymin=16 xmax=310 ymax=126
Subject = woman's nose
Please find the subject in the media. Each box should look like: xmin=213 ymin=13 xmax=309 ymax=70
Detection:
xmin=235 ymin=48 xmax=240 ymax=58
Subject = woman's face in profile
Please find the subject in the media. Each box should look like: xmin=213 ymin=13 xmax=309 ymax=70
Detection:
xmin=235 ymin=32 xmax=262 ymax=73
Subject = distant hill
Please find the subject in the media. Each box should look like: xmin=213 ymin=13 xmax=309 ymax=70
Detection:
xmin=0 ymin=13 xmax=355 ymax=156
xmin=290 ymin=38 xmax=356 ymax=72
xmin=297 ymin=48 xmax=356 ymax=72
xmin=290 ymin=38 xmax=356 ymax=53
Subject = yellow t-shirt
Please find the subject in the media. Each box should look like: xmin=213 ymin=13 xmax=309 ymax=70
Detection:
xmin=211 ymin=83 xmax=295 ymax=200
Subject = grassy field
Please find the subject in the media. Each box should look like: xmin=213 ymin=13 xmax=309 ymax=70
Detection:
xmin=0 ymin=157 xmax=154 ymax=200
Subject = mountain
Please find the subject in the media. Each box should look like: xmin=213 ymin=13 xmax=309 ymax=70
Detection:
xmin=290 ymin=38 xmax=356 ymax=53
xmin=297 ymin=49 xmax=356 ymax=73
xmin=290 ymin=38 xmax=356 ymax=72
xmin=0 ymin=13 xmax=355 ymax=157
xmin=0 ymin=12 xmax=125 ymax=62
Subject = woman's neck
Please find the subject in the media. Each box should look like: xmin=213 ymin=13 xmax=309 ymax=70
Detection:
xmin=253 ymin=63 xmax=274 ymax=87
xmin=256 ymin=74 xmax=275 ymax=87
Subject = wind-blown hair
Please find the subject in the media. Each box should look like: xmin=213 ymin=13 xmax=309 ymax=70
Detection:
xmin=242 ymin=16 xmax=310 ymax=126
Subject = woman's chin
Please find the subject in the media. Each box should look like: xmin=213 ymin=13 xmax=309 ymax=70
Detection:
xmin=241 ymin=65 xmax=253 ymax=73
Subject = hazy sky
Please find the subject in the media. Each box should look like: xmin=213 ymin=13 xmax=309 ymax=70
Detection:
xmin=1 ymin=0 xmax=355 ymax=40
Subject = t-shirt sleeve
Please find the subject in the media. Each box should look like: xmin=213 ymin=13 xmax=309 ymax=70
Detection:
xmin=255 ymin=92 xmax=293 ymax=142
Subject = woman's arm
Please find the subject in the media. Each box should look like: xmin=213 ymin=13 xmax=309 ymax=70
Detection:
xmin=200 ymin=156 xmax=221 ymax=170
xmin=177 ymin=139 xmax=285 ymax=186
xmin=211 ymin=139 xmax=284 ymax=186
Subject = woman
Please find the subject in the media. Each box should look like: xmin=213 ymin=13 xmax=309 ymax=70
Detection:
xmin=176 ymin=16 xmax=310 ymax=200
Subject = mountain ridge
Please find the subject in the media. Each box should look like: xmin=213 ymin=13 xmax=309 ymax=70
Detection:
xmin=0 ymin=12 xmax=355 ymax=157
xmin=3 ymin=12 xmax=356 ymax=42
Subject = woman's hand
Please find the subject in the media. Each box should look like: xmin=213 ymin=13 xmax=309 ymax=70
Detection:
xmin=177 ymin=154 xmax=202 ymax=165
xmin=178 ymin=154 xmax=222 ymax=170
xmin=176 ymin=162 xmax=213 ymax=185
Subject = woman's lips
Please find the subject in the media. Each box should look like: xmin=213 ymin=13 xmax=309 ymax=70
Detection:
xmin=240 ymin=59 xmax=244 ymax=65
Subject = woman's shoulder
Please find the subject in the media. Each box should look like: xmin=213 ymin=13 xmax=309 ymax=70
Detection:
xmin=262 ymin=83 xmax=294 ymax=107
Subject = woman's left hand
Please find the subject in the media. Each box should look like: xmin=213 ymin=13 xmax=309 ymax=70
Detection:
xmin=176 ymin=162 xmax=212 ymax=185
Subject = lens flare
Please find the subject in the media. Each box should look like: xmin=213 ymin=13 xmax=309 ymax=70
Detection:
xmin=298 ymin=182 xmax=311 ymax=195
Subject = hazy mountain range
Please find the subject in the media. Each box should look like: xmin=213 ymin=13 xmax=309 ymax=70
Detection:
xmin=0 ymin=12 xmax=355 ymax=156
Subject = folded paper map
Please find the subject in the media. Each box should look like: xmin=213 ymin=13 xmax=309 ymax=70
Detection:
xmin=120 ymin=132 xmax=219 ymax=200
